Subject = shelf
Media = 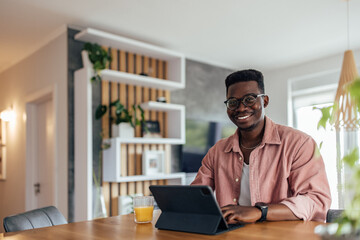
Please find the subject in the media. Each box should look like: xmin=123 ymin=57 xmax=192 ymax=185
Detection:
xmin=105 ymin=137 xmax=184 ymax=145
xmin=75 ymin=28 xmax=185 ymax=90
xmin=140 ymin=101 xmax=184 ymax=111
xmin=100 ymin=70 xmax=184 ymax=91
xmin=108 ymin=173 xmax=186 ymax=184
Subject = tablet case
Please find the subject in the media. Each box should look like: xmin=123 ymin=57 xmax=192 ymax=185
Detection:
xmin=149 ymin=185 xmax=243 ymax=235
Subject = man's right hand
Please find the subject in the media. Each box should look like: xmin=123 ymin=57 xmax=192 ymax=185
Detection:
xmin=221 ymin=205 xmax=261 ymax=224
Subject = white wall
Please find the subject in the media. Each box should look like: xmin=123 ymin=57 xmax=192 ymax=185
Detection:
xmin=0 ymin=30 xmax=68 ymax=232
xmin=264 ymin=48 xmax=360 ymax=125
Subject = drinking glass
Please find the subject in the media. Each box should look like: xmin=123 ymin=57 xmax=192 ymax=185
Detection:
xmin=133 ymin=196 xmax=154 ymax=223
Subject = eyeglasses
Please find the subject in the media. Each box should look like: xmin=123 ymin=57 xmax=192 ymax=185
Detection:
xmin=224 ymin=94 xmax=265 ymax=110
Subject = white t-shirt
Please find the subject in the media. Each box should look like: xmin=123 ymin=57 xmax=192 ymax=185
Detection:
xmin=238 ymin=162 xmax=251 ymax=206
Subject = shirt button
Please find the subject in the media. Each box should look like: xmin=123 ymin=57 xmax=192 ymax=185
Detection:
xmin=239 ymin=156 xmax=242 ymax=161
xmin=235 ymin=178 xmax=239 ymax=182
xmin=233 ymin=198 xmax=237 ymax=202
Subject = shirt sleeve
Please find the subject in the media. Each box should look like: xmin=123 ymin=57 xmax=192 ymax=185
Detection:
xmin=190 ymin=148 xmax=215 ymax=189
xmin=280 ymin=136 xmax=331 ymax=221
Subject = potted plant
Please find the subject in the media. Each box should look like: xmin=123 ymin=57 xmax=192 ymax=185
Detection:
xmin=83 ymin=42 xmax=112 ymax=83
xmin=95 ymin=100 xmax=147 ymax=138
xmin=315 ymin=77 xmax=360 ymax=239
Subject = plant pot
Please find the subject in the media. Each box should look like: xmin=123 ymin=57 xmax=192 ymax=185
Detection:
xmin=112 ymin=123 xmax=134 ymax=138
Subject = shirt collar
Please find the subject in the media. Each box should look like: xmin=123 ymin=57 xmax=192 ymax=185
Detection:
xmin=224 ymin=116 xmax=281 ymax=153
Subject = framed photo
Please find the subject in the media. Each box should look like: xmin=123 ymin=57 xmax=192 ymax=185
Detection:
xmin=142 ymin=150 xmax=165 ymax=175
xmin=142 ymin=120 xmax=162 ymax=138
xmin=0 ymin=117 xmax=6 ymax=180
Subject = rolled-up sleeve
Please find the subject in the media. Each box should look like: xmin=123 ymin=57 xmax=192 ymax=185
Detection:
xmin=191 ymin=149 xmax=215 ymax=189
xmin=280 ymin=137 xmax=331 ymax=221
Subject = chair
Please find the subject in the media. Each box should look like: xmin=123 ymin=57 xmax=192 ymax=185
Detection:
xmin=326 ymin=209 xmax=344 ymax=223
xmin=3 ymin=206 xmax=67 ymax=232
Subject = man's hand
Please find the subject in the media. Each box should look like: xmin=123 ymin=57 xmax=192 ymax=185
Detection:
xmin=221 ymin=205 xmax=261 ymax=224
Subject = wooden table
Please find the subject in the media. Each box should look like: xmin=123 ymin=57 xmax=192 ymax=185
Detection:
xmin=0 ymin=211 xmax=325 ymax=239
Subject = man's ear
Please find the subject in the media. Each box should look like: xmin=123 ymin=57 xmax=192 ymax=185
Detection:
xmin=263 ymin=95 xmax=269 ymax=108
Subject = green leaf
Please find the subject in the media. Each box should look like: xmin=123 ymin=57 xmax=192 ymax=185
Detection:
xmin=342 ymin=147 xmax=359 ymax=168
xmin=313 ymin=105 xmax=333 ymax=130
xmin=95 ymin=105 xmax=107 ymax=119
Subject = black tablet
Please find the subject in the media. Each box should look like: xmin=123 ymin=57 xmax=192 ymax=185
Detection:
xmin=149 ymin=185 xmax=244 ymax=235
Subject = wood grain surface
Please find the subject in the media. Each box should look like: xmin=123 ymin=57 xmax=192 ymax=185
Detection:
xmin=0 ymin=211 xmax=325 ymax=240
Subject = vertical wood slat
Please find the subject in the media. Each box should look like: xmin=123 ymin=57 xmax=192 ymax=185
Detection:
xmin=111 ymin=182 xmax=119 ymax=216
xmin=157 ymin=60 xmax=165 ymax=138
xmin=163 ymin=61 xmax=169 ymax=138
xmin=102 ymin=182 xmax=110 ymax=217
xmin=110 ymin=48 xmax=119 ymax=138
xmin=127 ymin=53 xmax=136 ymax=194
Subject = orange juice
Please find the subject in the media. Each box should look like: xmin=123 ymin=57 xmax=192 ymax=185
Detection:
xmin=134 ymin=206 xmax=154 ymax=223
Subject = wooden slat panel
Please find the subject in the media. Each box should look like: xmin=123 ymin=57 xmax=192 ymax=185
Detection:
xmin=143 ymin=181 xmax=151 ymax=196
xmin=136 ymin=181 xmax=143 ymax=195
xmin=119 ymin=182 xmax=127 ymax=196
xmin=150 ymin=58 xmax=157 ymax=121
xmin=128 ymin=144 xmax=135 ymax=176
xmin=100 ymin=48 xmax=174 ymax=212
xmin=127 ymin=53 xmax=136 ymax=193
xmin=102 ymin=182 xmax=110 ymax=216
xmin=102 ymin=80 xmax=110 ymax=139
xmin=121 ymin=144 xmax=127 ymax=176
xmin=110 ymin=49 xmax=119 ymax=138
xmin=135 ymin=54 xmax=143 ymax=137
xmin=157 ymin=60 xmax=165 ymax=138
xmin=143 ymin=56 xmax=150 ymax=122
xmin=111 ymin=182 xmax=119 ymax=216
xmin=128 ymin=182 xmax=135 ymax=195
xmin=135 ymin=144 xmax=142 ymax=175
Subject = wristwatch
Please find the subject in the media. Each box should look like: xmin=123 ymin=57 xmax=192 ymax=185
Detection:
xmin=255 ymin=202 xmax=268 ymax=222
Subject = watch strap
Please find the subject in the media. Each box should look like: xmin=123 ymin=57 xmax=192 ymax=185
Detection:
xmin=255 ymin=202 xmax=268 ymax=222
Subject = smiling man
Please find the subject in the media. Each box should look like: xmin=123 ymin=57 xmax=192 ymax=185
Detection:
xmin=191 ymin=69 xmax=331 ymax=223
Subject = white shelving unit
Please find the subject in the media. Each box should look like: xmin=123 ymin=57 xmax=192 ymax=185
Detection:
xmin=75 ymin=28 xmax=185 ymax=90
xmin=74 ymin=28 xmax=186 ymax=221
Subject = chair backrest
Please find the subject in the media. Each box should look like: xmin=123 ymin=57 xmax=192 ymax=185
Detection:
xmin=3 ymin=206 xmax=67 ymax=232
xmin=326 ymin=209 xmax=344 ymax=223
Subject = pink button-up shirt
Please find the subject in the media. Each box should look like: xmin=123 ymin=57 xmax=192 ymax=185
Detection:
xmin=191 ymin=117 xmax=331 ymax=221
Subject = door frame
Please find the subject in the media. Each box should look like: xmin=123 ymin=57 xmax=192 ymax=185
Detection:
xmin=25 ymin=85 xmax=57 ymax=211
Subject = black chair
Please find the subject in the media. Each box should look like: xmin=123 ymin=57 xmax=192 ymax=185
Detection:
xmin=3 ymin=206 xmax=67 ymax=232
xmin=326 ymin=209 xmax=344 ymax=223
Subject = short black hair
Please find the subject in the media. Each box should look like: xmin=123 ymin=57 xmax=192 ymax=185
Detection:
xmin=225 ymin=69 xmax=265 ymax=94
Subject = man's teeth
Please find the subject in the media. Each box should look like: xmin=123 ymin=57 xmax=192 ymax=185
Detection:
xmin=238 ymin=115 xmax=250 ymax=120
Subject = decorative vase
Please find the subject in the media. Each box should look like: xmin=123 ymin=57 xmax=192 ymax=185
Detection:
xmin=112 ymin=123 xmax=134 ymax=138
xmin=93 ymin=186 xmax=107 ymax=219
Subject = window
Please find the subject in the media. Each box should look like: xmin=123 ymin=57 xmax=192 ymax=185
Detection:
xmin=289 ymin=71 xmax=339 ymax=209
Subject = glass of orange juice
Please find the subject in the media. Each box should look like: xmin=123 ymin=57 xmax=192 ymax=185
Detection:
xmin=133 ymin=196 xmax=154 ymax=223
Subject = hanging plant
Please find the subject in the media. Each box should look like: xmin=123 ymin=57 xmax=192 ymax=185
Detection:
xmin=83 ymin=42 xmax=112 ymax=83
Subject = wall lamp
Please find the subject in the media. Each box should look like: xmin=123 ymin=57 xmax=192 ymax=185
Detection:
xmin=0 ymin=107 xmax=16 ymax=122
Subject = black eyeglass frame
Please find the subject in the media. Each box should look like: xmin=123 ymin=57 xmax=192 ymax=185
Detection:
xmin=224 ymin=94 xmax=266 ymax=110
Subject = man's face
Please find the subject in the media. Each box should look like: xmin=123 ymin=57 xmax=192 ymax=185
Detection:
xmin=226 ymin=81 xmax=269 ymax=131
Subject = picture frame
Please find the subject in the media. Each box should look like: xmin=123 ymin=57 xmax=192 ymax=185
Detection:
xmin=0 ymin=116 xmax=6 ymax=180
xmin=142 ymin=120 xmax=162 ymax=138
xmin=142 ymin=150 xmax=165 ymax=175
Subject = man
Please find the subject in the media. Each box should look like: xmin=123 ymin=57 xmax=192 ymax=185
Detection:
xmin=191 ymin=69 xmax=331 ymax=223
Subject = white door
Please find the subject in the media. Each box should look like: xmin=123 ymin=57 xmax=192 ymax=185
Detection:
xmin=26 ymin=94 xmax=55 ymax=209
